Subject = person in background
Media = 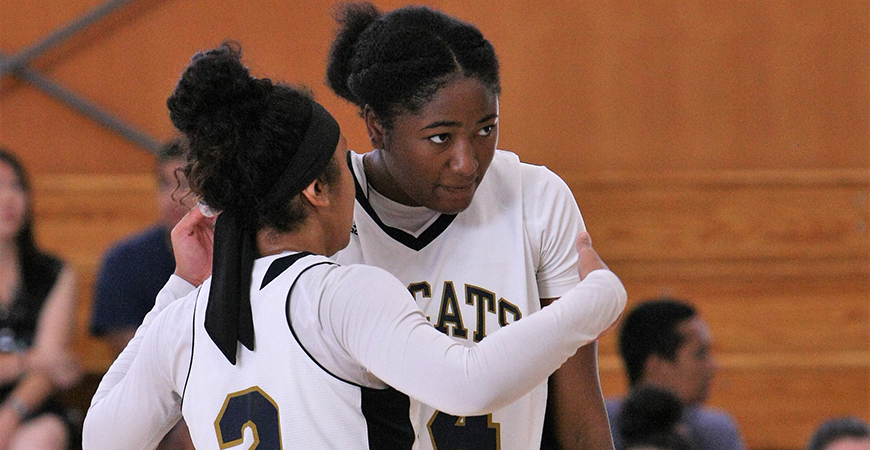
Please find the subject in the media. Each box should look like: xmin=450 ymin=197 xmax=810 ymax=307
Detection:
xmin=89 ymin=140 xmax=189 ymax=355
xmin=606 ymin=298 xmax=745 ymax=450
xmin=807 ymin=417 xmax=870 ymax=450
xmin=88 ymin=139 xmax=194 ymax=450
xmin=0 ymin=148 xmax=81 ymax=449
xmin=619 ymin=386 xmax=695 ymax=450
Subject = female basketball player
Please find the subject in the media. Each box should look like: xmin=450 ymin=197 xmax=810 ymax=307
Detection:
xmin=81 ymin=44 xmax=624 ymax=449
xmin=326 ymin=4 xmax=615 ymax=449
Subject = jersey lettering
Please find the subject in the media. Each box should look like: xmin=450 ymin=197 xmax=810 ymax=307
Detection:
xmin=215 ymin=387 xmax=282 ymax=449
xmin=424 ymin=281 xmax=520 ymax=341
xmin=408 ymin=282 xmax=432 ymax=321
xmin=428 ymin=411 xmax=500 ymax=450
xmin=497 ymin=298 xmax=522 ymax=327
xmin=465 ymin=285 xmax=496 ymax=343
xmin=434 ymin=281 xmax=468 ymax=338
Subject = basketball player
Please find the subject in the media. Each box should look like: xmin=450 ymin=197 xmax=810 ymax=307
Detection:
xmin=81 ymin=44 xmax=624 ymax=449
xmin=326 ymin=3 xmax=614 ymax=449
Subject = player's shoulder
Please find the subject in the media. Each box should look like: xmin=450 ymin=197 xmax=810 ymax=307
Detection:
xmin=492 ymin=150 xmax=570 ymax=190
xmin=149 ymin=286 xmax=199 ymax=338
xmin=318 ymin=262 xmax=409 ymax=298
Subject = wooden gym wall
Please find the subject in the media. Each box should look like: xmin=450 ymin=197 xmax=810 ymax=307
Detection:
xmin=0 ymin=1 xmax=867 ymax=448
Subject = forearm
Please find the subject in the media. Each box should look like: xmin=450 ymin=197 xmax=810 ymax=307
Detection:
xmin=362 ymin=270 xmax=626 ymax=416
xmin=3 ymin=371 xmax=55 ymax=416
xmin=91 ymin=275 xmax=195 ymax=405
xmin=548 ymin=343 xmax=614 ymax=450
xmin=0 ymin=353 xmax=25 ymax=385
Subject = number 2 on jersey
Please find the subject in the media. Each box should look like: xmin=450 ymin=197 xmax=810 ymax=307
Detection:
xmin=215 ymin=387 xmax=282 ymax=449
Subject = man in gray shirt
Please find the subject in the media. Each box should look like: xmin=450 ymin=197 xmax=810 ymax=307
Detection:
xmin=606 ymin=298 xmax=745 ymax=450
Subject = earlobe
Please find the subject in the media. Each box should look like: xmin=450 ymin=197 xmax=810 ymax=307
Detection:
xmin=363 ymin=105 xmax=385 ymax=149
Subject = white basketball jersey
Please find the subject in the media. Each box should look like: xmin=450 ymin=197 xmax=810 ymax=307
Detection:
xmin=181 ymin=252 xmax=416 ymax=449
xmin=335 ymin=150 xmax=584 ymax=450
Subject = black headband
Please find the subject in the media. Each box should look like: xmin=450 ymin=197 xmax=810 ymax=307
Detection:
xmin=205 ymin=100 xmax=341 ymax=365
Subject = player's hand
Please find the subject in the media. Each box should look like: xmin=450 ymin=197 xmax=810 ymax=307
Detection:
xmin=577 ymin=231 xmax=608 ymax=280
xmin=171 ymin=204 xmax=216 ymax=286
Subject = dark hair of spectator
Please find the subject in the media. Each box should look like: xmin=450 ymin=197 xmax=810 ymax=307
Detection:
xmin=0 ymin=148 xmax=62 ymax=306
xmin=167 ymin=42 xmax=339 ymax=233
xmin=326 ymin=2 xmax=501 ymax=129
xmin=156 ymin=138 xmax=185 ymax=164
xmin=807 ymin=416 xmax=870 ymax=450
xmin=620 ymin=386 xmax=695 ymax=450
xmin=619 ymin=298 xmax=697 ymax=386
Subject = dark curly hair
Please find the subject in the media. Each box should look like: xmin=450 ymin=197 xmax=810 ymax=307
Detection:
xmin=619 ymin=298 xmax=698 ymax=387
xmin=807 ymin=417 xmax=870 ymax=450
xmin=167 ymin=43 xmax=338 ymax=232
xmin=326 ymin=2 xmax=501 ymax=129
xmin=620 ymin=386 xmax=695 ymax=450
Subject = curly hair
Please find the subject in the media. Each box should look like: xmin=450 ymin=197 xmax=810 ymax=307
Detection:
xmin=326 ymin=2 xmax=500 ymax=129
xmin=167 ymin=43 xmax=338 ymax=232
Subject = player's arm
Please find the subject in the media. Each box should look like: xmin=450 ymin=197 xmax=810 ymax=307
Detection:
xmin=531 ymin=167 xmax=617 ymax=450
xmin=543 ymin=333 xmax=615 ymax=450
xmin=541 ymin=230 xmax=616 ymax=450
xmin=90 ymin=207 xmax=212 ymax=405
xmin=335 ymin=233 xmax=625 ymax=416
xmin=83 ymin=297 xmax=192 ymax=450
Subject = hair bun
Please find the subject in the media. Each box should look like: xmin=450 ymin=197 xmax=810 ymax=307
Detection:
xmin=326 ymin=2 xmax=382 ymax=104
xmin=168 ymin=42 xmax=266 ymax=135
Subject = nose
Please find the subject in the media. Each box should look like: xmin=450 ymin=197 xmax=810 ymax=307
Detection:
xmin=449 ymin=139 xmax=478 ymax=178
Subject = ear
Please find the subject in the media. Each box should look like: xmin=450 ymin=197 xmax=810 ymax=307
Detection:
xmin=363 ymin=105 xmax=386 ymax=150
xmin=644 ymin=354 xmax=673 ymax=380
xmin=300 ymin=177 xmax=331 ymax=208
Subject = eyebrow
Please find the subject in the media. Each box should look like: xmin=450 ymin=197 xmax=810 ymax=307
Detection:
xmin=419 ymin=114 xmax=499 ymax=131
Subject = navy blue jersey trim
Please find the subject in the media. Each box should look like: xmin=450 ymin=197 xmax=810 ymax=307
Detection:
xmin=361 ymin=388 xmax=415 ymax=450
xmin=180 ymin=285 xmax=204 ymax=408
xmin=349 ymin=151 xmax=456 ymax=252
xmin=284 ymin=261 xmax=379 ymax=390
xmin=260 ymin=251 xmax=314 ymax=289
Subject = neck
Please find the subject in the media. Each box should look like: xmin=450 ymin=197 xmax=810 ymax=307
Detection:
xmin=363 ymin=150 xmax=419 ymax=206
xmin=256 ymin=222 xmax=329 ymax=258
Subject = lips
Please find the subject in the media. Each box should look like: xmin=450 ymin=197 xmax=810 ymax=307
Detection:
xmin=439 ymin=177 xmax=478 ymax=192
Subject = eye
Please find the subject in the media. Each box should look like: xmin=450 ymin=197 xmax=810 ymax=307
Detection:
xmin=477 ymin=125 xmax=495 ymax=136
xmin=428 ymin=133 xmax=450 ymax=144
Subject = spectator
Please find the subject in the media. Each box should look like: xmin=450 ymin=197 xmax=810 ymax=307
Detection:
xmin=619 ymin=386 xmax=695 ymax=450
xmin=0 ymin=148 xmax=81 ymax=449
xmin=89 ymin=140 xmax=189 ymax=354
xmin=807 ymin=417 xmax=870 ymax=450
xmin=606 ymin=298 xmax=745 ymax=450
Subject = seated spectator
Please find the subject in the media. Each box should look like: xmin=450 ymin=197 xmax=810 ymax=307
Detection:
xmin=620 ymin=386 xmax=695 ymax=450
xmin=606 ymin=298 xmax=745 ymax=450
xmin=0 ymin=148 xmax=81 ymax=449
xmin=89 ymin=140 xmax=190 ymax=354
xmin=807 ymin=416 xmax=870 ymax=450
xmin=88 ymin=140 xmax=194 ymax=450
